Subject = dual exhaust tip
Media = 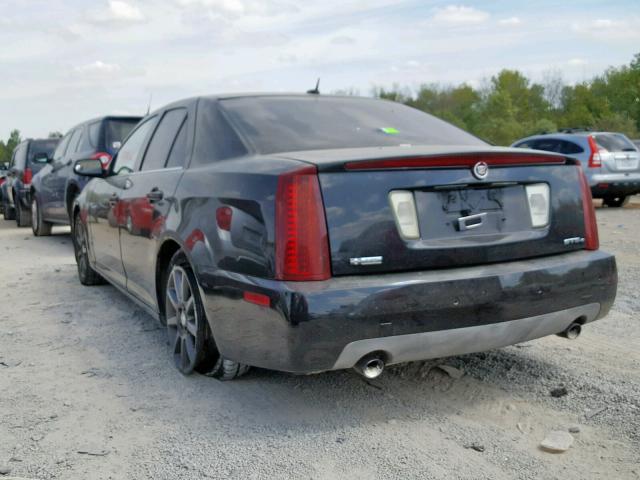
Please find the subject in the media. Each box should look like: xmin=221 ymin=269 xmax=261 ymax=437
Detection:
xmin=354 ymin=321 xmax=584 ymax=379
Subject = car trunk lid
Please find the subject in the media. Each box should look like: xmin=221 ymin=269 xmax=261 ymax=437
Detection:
xmin=282 ymin=146 xmax=590 ymax=276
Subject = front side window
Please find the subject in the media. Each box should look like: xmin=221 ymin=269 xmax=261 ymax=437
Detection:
xmin=111 ymin=117 xmax=158 ymax=176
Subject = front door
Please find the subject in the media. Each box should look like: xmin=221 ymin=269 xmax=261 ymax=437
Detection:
xmin=87 ymin=116 xmax=159 ymax=289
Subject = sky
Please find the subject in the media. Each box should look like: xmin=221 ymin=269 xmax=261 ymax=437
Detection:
xmin=1 ymin=0 xmax=639 ymax=138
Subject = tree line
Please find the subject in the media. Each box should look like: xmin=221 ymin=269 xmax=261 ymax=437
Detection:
xmin=368 ymin=53 xmax=640 ymax=145
xmin=1 ymin=53 xmax=638 ymax=163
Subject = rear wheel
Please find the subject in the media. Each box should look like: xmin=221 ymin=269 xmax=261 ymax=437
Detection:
xmin=31 ymin=197 xmax=52 ymax=236
xmin=164 ymin=251 xmax=249 ymax=379
xmin=603 ymin=196 xmax=629 ymax=208
xmin=2 ymin=199 xmax=15 ymax=220
xmin=73 ymin=211 xmax=105 ymax=285
xmin=15 ymin=198 xmax=31 ymax=227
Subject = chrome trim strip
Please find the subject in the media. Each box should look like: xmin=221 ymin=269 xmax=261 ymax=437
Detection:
xmin=332 ymin=303 xmax=600 ymax=369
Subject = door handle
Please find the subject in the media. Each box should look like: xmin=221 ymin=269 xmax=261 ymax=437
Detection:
xmin=146 ymin=188 xmax=164 ymax=203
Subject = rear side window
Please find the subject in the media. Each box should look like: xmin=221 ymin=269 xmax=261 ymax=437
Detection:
xmin=112 ymin=117 xmax=158 ymax=175
xmin=67 ymin=129 xmax=83 ymax=155
xmin=166 ymin=121 xmax=188 ymax=168
xmin=559 ymin=140 xmax=583 ymax=155
xmin=531 ymin=139 xmax=562 ymax=153
xmin=88 ymin=121 xmax=102 ymax=149
xmin=141 ymin=109 xmax=187 ymax=171
xmin=53 ymin=133 xmax=72 ymax=163
xmin=219 ymin=96 xmax=486 ymax=155
xmin=594 ymin=134 xmax=636 ymax=152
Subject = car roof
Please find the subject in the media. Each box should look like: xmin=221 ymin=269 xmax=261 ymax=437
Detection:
xmin=67 ymin=115 xmax=143 ymax=132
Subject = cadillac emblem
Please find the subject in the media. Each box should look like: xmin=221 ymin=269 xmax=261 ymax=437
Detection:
xmin=472 ymin=161 xmax=489 ymax=180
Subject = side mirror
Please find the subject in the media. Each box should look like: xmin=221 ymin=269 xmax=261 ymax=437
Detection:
xmin=33 ymin=152 xmax=51 ymax=164
xmin=74 ymin=159 xmax=104 ymax=177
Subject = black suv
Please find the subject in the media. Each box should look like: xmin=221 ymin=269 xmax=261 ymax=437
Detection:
xmin=30 ymin=116 xmax=141 ymax=234
xmin=3 ymin=138 xmax=59 ymax=226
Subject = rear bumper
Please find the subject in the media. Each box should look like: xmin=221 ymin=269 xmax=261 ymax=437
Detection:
xmin=590 ymin=173 xmax=640 ymax=197
xmin=198 ymin=250 xmax=617 ymax=374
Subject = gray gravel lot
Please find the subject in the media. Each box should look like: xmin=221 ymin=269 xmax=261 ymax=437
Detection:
xmin=0 ymin=201 xmax=638 ymax=479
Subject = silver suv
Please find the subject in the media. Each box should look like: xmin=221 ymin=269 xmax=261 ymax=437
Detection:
xmin=512 ymin=131 xmax=640 ymax=207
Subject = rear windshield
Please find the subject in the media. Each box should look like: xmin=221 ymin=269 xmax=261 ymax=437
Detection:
xmin=593 ymin=134 xmax=637 ymax=152
xmin=105 ymin=119 xmax=140 ymax=155
xmin=28 ymin=139 xmax=59 ymax=166
xmin=219 ymin=96 xmax=486 ymax=155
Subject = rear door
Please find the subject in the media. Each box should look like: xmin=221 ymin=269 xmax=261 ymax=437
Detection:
xmin=88 ymin=116 xmax=159 ymax=288
xmin=41 ymin=132 xmax=72 ymax=219
xmin=119 ymin=107 xmax=190 ymax=307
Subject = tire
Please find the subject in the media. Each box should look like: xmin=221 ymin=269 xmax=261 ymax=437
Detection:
xmin=31 ymin=196 xmax=52 ymax=236
xmin=15 ymin=199 xmax=31 ymax=227
xmin=164 ymin=251 xmax=249 ymax=379
xmin=73 ymin=211 xmax=105 ymax=286
xmin=3 ymin=199 xmax=15 ymax=221
xmin=603 ymin=196 xmax=629 ymax=208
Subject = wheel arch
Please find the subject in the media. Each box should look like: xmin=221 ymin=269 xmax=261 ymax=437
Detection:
xmin=65 ymin=182 xmax=81 ymax=220
xmin=155 ymin=237 xmax=184 ymax=324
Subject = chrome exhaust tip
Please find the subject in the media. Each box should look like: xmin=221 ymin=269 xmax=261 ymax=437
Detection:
xmin=354 ymin=354 xmax=385 ymax=379
xmin=557 ymin=322 xmax=582 ymax=340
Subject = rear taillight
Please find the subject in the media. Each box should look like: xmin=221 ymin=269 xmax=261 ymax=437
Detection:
xmin=91 ymin=152 xmax=112 ymax=168
xmin=23 ymin=167 xmax=32 ymax=185
xmin=577 ymin=165 xmax=599 ymax=250
xmin=0 ymin=178 xmax=5 ymax=186
xmin=275 ymin=166 xmax=331 ymax=281
xmin=216 ymin=206 xmax=232 ymax=231
xmin=587 ymin=136 xmax=602 ymax=168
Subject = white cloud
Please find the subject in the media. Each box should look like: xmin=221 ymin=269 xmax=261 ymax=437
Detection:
xmin=499 ymin=17 xmax=521 ymax=26
xmin=74 ymin=61 xmax=122 ymax=75
xmin=108 ymin=1 xmax=145 ymax=22
xmin=87 ymin=1 xmax=146 ymax=25
xmin=567 ymin=58 xmax=587 ymax=66
xmin=572 ymin=17 xmax=640 ymax=41
xmin=432 ymin=5 xmax=489 ymax=25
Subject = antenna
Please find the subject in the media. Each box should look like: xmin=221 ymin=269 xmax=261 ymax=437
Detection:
xmin=307 ymin=78 xmax=320 ymax=95
xmin=145 ymin=93 xmax=153 ymax=115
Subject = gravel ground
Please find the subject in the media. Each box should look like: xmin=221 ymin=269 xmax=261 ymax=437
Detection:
xmin=0 ymin=201 xmax=638 ymax=480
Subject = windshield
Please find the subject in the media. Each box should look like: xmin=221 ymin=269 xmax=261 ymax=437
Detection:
xmin=219 ymin=96 xmax=486 ymax=155
xmin=594 ymin=133 xmax=637 ymax=152
xmin=105 ymin=119 xmax=141 ymax=155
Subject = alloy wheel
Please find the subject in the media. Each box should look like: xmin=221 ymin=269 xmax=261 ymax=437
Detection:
xmin=165 ymin=265 xmax=200 ymax=374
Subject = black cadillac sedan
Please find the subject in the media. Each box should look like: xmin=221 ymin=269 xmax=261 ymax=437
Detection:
xmin=72 ymin=94 xmax=617 ymax=380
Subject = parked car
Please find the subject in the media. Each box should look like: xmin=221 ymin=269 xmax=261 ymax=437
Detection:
xmin=30 ymin=116 xmax=141 ymax=235
xmin=0 ymin=162 xmax=8 ymax=214
xmin=512 ymin=131 xmax=640 ymax=207
xmin=3 ymin=138 xmax=59 ymax=225
xmin=71 ymin=94 xmax=617 ymax=380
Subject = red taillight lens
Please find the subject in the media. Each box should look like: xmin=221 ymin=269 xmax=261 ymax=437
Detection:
xmin=91 ymin=152 xmax=112 ymax=168
xmin=577 ymin=165 xmax=599 ymax=250
xmin=243 ymin=291 xmax=271 ymax=307
xmin=0 ymin=178 xmax=5 ymax=186
xmin=275 ymin=166 xmax=331 ymax=281
xmin=23 ymin=167 xmax=32 ymax=185
xmin=216 ymin=206 xmax=232 ymax=231
xmin=587 ymin=136 xmax=602 ymax=168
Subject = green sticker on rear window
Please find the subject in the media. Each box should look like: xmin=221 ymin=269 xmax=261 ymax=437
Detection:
xmin=380 ymin=127 xmax=399 ymax=135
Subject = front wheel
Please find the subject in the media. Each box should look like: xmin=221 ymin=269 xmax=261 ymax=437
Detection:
xmin=73 ymin=211 xmax=105 ymax=285
xmin=164 ymin=251 xmax=249 ymax=379
xmin=2 ymin=199 xmax=15 ymax=221
xmin=31 ymin=197 xmax=52 ymax=236
xmin=602 ymin=195 xmax=629 ymax=208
